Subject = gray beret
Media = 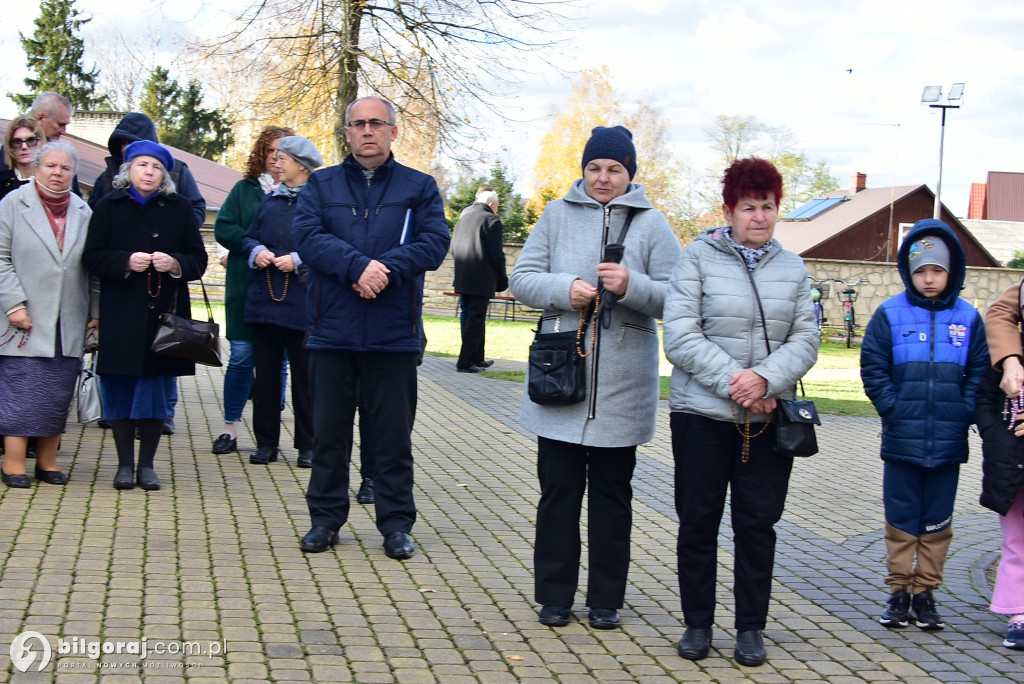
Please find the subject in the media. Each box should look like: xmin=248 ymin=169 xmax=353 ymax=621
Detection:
xmin=277 ymin=136 xmax=323 ymax=172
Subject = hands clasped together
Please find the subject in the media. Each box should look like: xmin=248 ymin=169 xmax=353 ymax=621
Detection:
xmin=254 ymin=249 xmax=296 ymax=273
xmin=729 ymin=368 xmax=776 ymax=415
xmin=129 ymin=251 xmax=180 ymax=275
xmin=352 ymin=259 xmax=391 ymax=299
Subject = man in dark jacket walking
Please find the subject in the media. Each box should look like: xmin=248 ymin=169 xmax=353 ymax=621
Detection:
xmin=451 ymin=185 xmax=508 ymax=372
xmin=293 ymin=97 xmax=450 ymax=560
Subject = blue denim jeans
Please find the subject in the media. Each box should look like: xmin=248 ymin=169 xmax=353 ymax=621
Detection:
xmin=222 ymin=339 xmax=288 ymax=423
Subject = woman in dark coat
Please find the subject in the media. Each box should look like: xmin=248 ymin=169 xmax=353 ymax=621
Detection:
xmin=241 ymin=136 xmax=321 ymax=467
xmin=82 ymin=140 xmax=208 ymax=491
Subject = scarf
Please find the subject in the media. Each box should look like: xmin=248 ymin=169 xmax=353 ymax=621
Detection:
xmin=724 ymin=227 xmax=775 ymax=271
xmin=36 ymin=180 xmax=71 ymax=251
xmin=127 ymin=185 xmax=157 ymax=206
xmin=258 ymin=172 xmax=276 ymax=194
xmin=277 ymin=183 xmax=305 ymax=203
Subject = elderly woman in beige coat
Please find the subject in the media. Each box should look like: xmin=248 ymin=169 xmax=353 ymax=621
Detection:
xmin=0 ymin=141 xmax=96 ymax=488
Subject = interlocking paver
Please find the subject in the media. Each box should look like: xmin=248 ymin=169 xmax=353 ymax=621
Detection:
xmin=2 ymin=352 xmax=1024 ymax=681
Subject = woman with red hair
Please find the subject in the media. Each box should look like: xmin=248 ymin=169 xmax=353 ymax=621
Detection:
xmin=663 ymin=157 xmax=819 ymax=666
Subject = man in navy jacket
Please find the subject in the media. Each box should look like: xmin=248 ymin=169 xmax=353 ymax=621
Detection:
xmin=293 ymin=97 xmax=450 ymax=559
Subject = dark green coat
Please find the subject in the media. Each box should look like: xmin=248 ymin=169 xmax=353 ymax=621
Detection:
xmin=214 ymin=178 xmax=267 ymax=341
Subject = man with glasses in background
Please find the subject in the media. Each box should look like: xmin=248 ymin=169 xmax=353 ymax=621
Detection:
xmin=1 ymin=92 xmax=81 ymax=195
xmin=293 ymin=97 xmax=450 ymax=560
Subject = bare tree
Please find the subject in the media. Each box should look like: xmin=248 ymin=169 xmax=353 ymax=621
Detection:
xmin=195 ymin=0 xmax=578 ymax=163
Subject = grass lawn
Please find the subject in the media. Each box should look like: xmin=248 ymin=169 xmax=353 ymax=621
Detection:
xmin=422 ymin=313 xmax=876 ymax=418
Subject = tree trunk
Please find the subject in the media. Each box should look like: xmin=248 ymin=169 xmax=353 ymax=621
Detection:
xmin=333 ymin=0 xmax=363 ymax=163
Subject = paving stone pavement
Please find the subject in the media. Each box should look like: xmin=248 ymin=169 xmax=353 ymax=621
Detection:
xmin=1 ymin=353 xmax=1023 ymax=683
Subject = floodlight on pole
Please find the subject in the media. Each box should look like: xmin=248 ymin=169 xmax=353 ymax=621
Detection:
xmin=922 ymin=83 xmax=965 ymax=219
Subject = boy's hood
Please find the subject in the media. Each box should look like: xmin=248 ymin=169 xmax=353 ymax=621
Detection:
xmin=897 ymin=218 xmax=966 ymax=310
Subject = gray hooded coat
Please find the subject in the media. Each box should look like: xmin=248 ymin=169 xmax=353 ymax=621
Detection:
xmin=663 ymin=226 xmax=819 ymax=423
xmin=510 ymin=179 xmax=681 ymax=447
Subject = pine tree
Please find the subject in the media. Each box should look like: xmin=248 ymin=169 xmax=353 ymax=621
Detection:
xmin=446 ymin=163 xmax=537 ymax=243
xmin=140 ymin=68 xmax=234 ymax=160
xmin=11 ymin=0 xmax=105 ymax=110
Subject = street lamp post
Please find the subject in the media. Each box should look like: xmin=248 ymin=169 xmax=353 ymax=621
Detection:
xmin=921 ymin=83 xmax=965 ymax=219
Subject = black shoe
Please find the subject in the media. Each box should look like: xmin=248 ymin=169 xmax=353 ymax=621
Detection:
xmin=456 ymin=365 xmax=482 ymax=373
xmin=34 ymin=466 xmax=68 ymax=485
xmin=296 ymin=450 xmax=313 ymax=468
xmin=538 ymin=605 xmax=570 ymax=627
xmin=734 ymin=630 xmax=766 ymax=667
xmin=356 ymin=477 xmax=375 ymax=504
xmin=211 ymin=433 xmax=237 ymax=454
xmin=677 ymin=627 xmax=712 ymax=660
xmin=911 ymin=590 xmax=945 ymax=630
xmin=161 ymin=418 xmax=175 ymax=436
xmin=97 ymin=419 xmax=111 ymax=429
xmin=136 ymin=467 xmax=161 ymax=490
xmin=477 ymin=360 xmax=494 ymax=368
xmin=300 ymin=526 xmax=339 ymax=553
xmin=383 ymin=531 xmax=415 ymax=559
xmin=113 ymin=466 xmax=135 ymax=490
xmin=1 ymin=470 xmax=32 ymax=488
xmin=250 ymin=447 xmax=279 ymax=465
xmin=879 ymin=588 xmax=911 ymax=628
xmin=588 ymin=608 xmax=620 ymax=630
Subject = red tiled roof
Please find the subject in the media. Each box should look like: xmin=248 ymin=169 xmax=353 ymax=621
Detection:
xmin=967 ymin=182 xmax=987 ymax=220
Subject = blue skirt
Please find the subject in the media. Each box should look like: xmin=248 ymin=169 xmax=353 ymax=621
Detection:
xmin=0 ymin=354 xmax=80 ymax=436
xmin=99 ymin=375 xmax=175 ymax=420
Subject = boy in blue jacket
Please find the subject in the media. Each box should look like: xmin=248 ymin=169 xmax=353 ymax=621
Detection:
xmin=861 ymin=219 xmax=988 ymax=630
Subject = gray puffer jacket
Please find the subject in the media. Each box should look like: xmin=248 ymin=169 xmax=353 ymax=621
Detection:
xmin=510 ymin=179 xmax=682 ymax=447
xmin=663 ymin=226 xmax=819 ymax=423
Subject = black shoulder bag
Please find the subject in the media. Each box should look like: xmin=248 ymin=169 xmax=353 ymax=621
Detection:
xmin=746 ymin=270 xmax=820 ymax=457
xmin=150 ymin=281 xmax=223 ymax=367
xmin=527 ymin=207 xmax=636 ymax=406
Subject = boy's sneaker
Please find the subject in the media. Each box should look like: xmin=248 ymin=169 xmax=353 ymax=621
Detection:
xmin=879 ymin=589 xmax=910 ymax=628
xmin=1003 ymin=621 xmax=1024 ymax=649
xmin=911 ymin=590 xmax=945 ymax=630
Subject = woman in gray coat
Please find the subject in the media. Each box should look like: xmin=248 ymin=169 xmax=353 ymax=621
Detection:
xmin=663 ymin=158 xmax=819 ymax=667
xmin=0 ymin=141 xmax=96 ymax=487
xmin=510 ymin=126 xmax=681 ymax=630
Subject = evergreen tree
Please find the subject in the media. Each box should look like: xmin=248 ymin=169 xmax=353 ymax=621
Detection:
xmin=11 ymin=0 xmax=105 ymax=110
xmin=446 ymin=162 xmax=537 ymax=243
xmin=140 ymin=68 xmax=234 ymax=160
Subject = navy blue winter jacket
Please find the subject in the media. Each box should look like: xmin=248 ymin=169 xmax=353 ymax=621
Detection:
xmin=242 ymin=188 xmax=308 ymax=332
xmin=860 ymin=219 xmax=988 ymax=468
xmin=292 ymin=154 xmax=449 ymax=353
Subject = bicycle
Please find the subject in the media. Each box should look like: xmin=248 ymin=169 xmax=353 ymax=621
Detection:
xmin=834 ymin=277 xmax=868 ymax=348
xmin=807 ymin=277 xmax=831 ymax=340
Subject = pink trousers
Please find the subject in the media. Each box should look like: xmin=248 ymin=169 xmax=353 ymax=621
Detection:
xmin=991 ymin=490 xmax=1024 ymax=614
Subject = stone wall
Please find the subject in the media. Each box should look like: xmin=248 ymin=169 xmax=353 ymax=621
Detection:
xmin=198 ymin=230 xmax=1020 ymax=321
xmin=804 ymin=258 xmax=1021 ymax=325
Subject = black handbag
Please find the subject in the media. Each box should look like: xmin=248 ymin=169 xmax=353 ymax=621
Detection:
xmin=775 ymin=389 xmax=821 ymax=457
xmin=527 ymin=328 xmax=589 ymax=405
xmin=747 ymin=268 xmax=821 ymax=457
xmin=150 ymin=281 xmax=223 ymax=367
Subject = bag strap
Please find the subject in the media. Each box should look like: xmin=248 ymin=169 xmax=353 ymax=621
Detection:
xmin=165 ymin=280 xmax=215 ymax=322
xmin=615 ymin=207 xmax=637 ymax=244
xmin=744 ymin=267 xmax=806 ymax=399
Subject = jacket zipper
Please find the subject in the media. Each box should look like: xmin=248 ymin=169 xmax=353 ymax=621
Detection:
xmin=587 ymin=206 xmax=612 ymax=419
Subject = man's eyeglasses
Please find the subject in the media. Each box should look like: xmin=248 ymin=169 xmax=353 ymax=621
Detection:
xmin=10 ymin=136 xmax=40 ymax=149
xmin=345 ymin=119 xmax=393 ymax=131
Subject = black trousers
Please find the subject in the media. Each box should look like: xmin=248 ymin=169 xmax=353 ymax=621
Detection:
xmin=534 ymin=436 xmax=637 ymax=609
xmin=457 ymin=294 xmax=489 ymax=369
xmin=671 ymin=412 xmax=793 ymax=631
xmin=251 ymin=324 xmax=313 ymax=450
xmin=306 ymin=350 xmax=417 ymax=535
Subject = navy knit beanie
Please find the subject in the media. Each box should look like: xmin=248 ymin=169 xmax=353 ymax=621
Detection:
xmin=581 ymin=125 xmax=637 ymax=179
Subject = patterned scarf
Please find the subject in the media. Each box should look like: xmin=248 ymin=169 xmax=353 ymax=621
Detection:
xmin=724 ymin=227 xmax=774 ymax=271
xmin=36 ymin=180 xmax=71 ymax=251
xmin=277 ymin=183 xmax=305 ymax=204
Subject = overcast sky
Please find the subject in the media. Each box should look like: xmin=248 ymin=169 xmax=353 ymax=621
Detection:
xmin=2 ymin=0 xmax=1021 ymax=217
